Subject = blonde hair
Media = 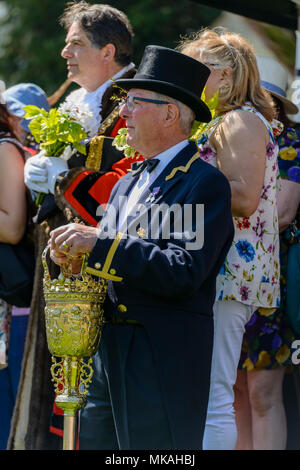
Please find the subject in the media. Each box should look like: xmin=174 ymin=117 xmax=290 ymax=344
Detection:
xmin=177 ymin=28 xmax=276 ymax=122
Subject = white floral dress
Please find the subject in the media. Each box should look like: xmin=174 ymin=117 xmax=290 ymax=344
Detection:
xmin=197 ymin=105 xmax=280 ymax=308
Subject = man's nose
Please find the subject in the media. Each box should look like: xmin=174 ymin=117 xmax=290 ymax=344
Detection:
xmin=119 ymin=101 xmax=130 ymax=119
xmin=61 ymin=44 xmax=72 ymax=59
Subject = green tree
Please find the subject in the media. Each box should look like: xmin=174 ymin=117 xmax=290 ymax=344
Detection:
xmin=0 ymin=0 xmax=220 ymax=98
xmin=0 ymin=0 xmax=68 ymax=95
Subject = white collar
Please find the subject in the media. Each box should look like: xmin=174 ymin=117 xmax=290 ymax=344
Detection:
xmin=82 ymin=62 xmax=135 ymax=104
xmin=150 ymin=139 xmax=189 ymax=175
xmin=63 ymin=63 xmax=135 ymax=137
xmin=136 ymin=139 xmax=189 ymax=188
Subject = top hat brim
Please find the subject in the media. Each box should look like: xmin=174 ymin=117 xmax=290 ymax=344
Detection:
xmin=115 ymin=78 xmax=212 ymax=123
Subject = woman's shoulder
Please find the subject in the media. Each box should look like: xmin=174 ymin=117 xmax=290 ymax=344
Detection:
xmin=0 ymin=134 xmax=24 ymax=161
xmin=222 ymin=104 xmax=266 ymax=121
xmin=217 ymin=107 xmax=269 ymax=138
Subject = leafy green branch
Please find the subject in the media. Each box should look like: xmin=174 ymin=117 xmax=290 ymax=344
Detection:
xmin=23 ymin=105 xmax=87 ymax=157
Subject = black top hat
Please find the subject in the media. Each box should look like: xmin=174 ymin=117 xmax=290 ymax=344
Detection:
xmin=115 ymin=45 xmax=212 ymax=123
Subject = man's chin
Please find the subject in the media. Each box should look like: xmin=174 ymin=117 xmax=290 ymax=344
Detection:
xmin=67 ymin=70 xmax=79 ymax=83
xmin=126 ymin=134 xmax=135 ymax=147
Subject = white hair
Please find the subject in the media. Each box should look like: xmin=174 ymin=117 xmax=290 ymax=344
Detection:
xmin=151 ymin=91 xmax=196 ymax=135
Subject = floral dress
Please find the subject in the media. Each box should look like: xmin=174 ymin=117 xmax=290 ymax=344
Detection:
xmin=238 ymin=125 xmax=300 ymax=370
xmin=197 ymin=105 xmax=280 ymax=311
xmin=0 ymin=299 xmax=11 ymax=369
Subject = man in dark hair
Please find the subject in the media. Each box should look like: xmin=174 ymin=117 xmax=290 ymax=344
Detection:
xmin=25 ymin=1 xmax=139 ymax=219
xmin=60 ymin=2 xmax=133 ymax=67
xmin=11 ymin=2 xmax=141 ymax=451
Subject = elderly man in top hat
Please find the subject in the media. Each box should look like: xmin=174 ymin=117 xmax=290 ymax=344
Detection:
xmin=49 ymin=45 xmax=234 ymax=450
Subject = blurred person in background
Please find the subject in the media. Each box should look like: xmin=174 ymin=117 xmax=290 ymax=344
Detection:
xmin=0 ymin=82 xmax=36 ymax=450
xmin=3 ymin=82 xmax=50 ymax=153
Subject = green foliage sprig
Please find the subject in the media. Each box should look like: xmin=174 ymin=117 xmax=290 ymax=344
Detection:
xmin=189 ymin=89 xmax=219 ymax=141
xmin=23 ymin=105 xmax=87 ymax=157
xmin=112 ymin=128 xmax=139 ymax=158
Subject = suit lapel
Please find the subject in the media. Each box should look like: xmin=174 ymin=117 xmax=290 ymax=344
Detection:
xmin=125 ymin=141 xmax=200 ymax=232
xmin=105 ymin=172 xmax=139 ymax=227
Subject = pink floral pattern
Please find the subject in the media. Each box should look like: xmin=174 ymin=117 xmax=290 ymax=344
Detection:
xmin=197 ymin=105 xmax=280 ymax=308
xmin=0 ymin=299 xmax=11 ymax=368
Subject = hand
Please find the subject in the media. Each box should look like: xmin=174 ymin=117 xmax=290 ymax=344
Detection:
xmin=24 ymin=153 xmax=68 ymax=194
xmin=49 ymin=223 xmax=99 ymax=269
xmin=24 ymin=150 xmax=48 ymax=193
xmin=48 ymin=244 xmax=83 ymax=273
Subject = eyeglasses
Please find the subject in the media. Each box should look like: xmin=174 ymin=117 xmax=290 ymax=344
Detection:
xmin=203 ymin=62 xmax=223 ymax=69
xmin=120 ymin=95 xmax=170 ymax=112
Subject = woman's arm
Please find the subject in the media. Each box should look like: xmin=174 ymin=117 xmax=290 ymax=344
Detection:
xmin=0 ymin=142 xmax=27 ymax=244
xmin=277 ymin=179 xmax=300 ymax=232
xmin=211 ymin=110 xmax=269 ymax=217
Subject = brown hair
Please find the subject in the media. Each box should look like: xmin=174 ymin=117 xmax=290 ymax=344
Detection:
xmin=177 ymin=28 xmax=276 ymax=122
xmin=0 ymin=104 xmax=18 ymax=139
xmin=60 ymin=1 xmax=134 ymax=66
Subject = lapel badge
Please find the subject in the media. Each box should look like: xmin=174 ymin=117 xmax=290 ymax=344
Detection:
xmin=146 ymin=186 xmax=161 ymax=203
xmin=137 ymin=227 xmax=147 ymax=238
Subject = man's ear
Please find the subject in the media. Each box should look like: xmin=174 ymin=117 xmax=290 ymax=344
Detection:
xmin=164 ymin=103 xmax=180 ymax=128
xmin=102 ymin=43 xmax=116 ymax=62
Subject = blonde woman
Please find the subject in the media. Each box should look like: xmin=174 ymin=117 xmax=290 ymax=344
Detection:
xmin=179 ymin=28 xmax=280 ymax=450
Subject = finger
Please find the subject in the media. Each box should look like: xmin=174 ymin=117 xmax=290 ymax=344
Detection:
xmin=28 ymin=167 xmax=47 ymax=176
xmin=57 ymin=232 xmax=85 ymax=258
xmin=27 ymin=161 xmax=46 ymax=171
xmin=67 ymin=236 xmax=94 ymax=258
xmin=52 ymin=226 xmax=81 ymax=251
xmin=28 ymin=174 xmax=48 ymax=183
xmin=49 ymin=249 xmax=68 ymax=266
xmin=60 ymin=241 xmax=70 ymax=253
xmin=49 ymin=242 xmax=67 ymax=257
xmin=53 ymin=233 xmax=72 ymax=251
xmin=29 ymin=162 xmax=47 ymax=170
xmin=50 ymin=226 xmax=71 ymax=247
xmin=50 ymin=225 xmax=72 ymax=237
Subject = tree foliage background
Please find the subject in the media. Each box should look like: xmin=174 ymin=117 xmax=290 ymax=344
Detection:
xmin=0 ymin=0 xmax=220 ymax=99
xmin=0 ymin=0 xmax=296 ymax=102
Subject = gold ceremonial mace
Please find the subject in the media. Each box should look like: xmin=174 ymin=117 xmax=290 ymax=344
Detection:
xmin=42 ymin=247 xmax=107 ymax=450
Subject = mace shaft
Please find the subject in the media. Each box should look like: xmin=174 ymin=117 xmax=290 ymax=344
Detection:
xmin=63 ymin=415 xmax=77 ymax=450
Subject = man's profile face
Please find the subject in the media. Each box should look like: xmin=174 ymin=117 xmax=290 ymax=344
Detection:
xmin=119 ymin=89 xmax=168 ymax=157
xmin=61 ymin=21 xmax=111 ymax=92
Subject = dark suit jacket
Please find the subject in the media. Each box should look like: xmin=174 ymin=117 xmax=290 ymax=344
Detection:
xmin=86 ymin=140 xmax=234 ymax=449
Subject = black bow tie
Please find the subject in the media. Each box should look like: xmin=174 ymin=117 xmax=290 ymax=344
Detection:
xmin=131 ymin=158 xmax=159 ymax=177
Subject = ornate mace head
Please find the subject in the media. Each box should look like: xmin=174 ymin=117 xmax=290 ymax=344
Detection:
xmin=42 ymin=246 xmax=107 ymax=358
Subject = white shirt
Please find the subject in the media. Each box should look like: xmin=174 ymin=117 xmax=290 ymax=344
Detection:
xmin=118 ymin=139 xmax=189 ymax=229
xmin=63 ymin=63 xmax=135 ymax=137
